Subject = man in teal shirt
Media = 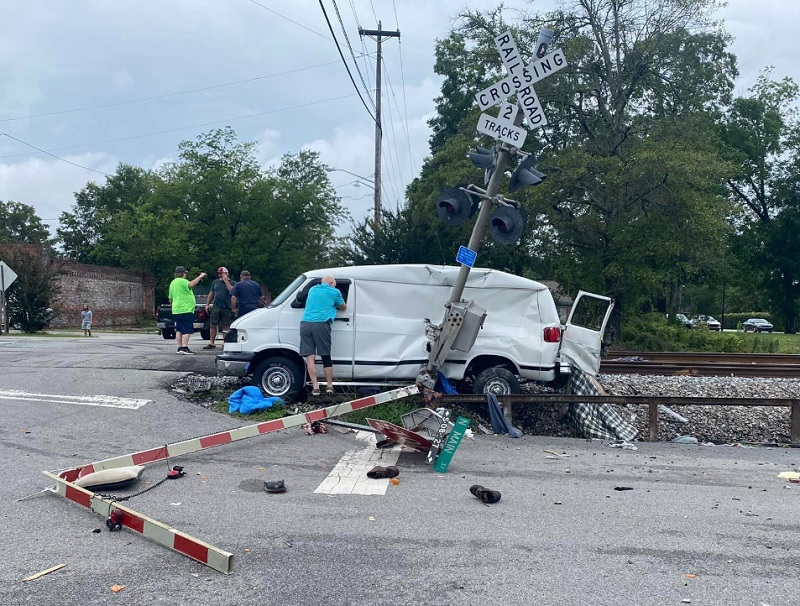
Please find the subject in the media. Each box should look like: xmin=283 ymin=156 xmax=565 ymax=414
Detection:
xmin=300 ymin=276 xmax=346 ymax=396
xmin=168 ymin=266 xmax=207 ymax=355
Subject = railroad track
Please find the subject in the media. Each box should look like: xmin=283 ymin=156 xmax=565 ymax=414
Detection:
xmin=601 ymin=351 xmax=800 ymax=378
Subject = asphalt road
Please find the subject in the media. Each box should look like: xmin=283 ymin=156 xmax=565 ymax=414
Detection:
xmin=1 ymin=332 xmax=799 ymax=606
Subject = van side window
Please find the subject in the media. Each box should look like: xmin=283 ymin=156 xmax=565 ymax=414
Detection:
xmin=291 ymin=279 xmax=350 ymax=309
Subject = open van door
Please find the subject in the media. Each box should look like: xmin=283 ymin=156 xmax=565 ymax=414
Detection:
xmin=559 ymin=291 xmax=614 ymax=375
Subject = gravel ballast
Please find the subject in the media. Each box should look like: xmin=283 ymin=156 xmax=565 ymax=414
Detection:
xmin=521 ymin=374 xmax=797 ymax=445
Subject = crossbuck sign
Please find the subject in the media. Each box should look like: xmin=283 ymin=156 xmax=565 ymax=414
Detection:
xmin=474 ymin=29 xmax=566 ymax=147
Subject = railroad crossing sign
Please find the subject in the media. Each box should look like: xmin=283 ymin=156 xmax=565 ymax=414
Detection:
xmin=474 ymin=29 xmax=566 ymax=141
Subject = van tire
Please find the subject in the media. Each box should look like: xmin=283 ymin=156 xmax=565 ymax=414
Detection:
xmin=252 ymin=356 xmax=303 ymax=400
xmin=200 ymin=328 xmax=210 ymax=341
xmin=474 ymin=367 xmax=520 ymax=396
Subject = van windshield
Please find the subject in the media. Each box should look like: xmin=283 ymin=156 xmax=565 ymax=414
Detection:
xmin=268 ymin=275 xmax=306 ymax=308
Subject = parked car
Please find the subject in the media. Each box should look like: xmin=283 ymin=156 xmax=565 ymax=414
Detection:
xmin=216 ymin=264 xmax=613 ymax=400
xmin=675 ymin=313 xmax=693 ymax=329
xmin=692 ymin=315 xmax=721 ymax=331
xmin=742 ymin=318 xmax=773 ymax=333
xmin=156 ymin=294 xmax=210 ymax=340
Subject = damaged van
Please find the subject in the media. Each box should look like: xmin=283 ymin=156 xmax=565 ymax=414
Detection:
xmin=216 ymin=264 xmax=612 ymax=400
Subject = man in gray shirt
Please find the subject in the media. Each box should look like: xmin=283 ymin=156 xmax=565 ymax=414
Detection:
xmin=204 ymin=266 xmax=236 ymax=349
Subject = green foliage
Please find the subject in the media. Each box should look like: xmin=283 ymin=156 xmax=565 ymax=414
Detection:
xmin=619 ymin=313 xmax=745 ymax=352
xmin=0 ymin=245 xmax=61 ymax=333
xmin=56 ymin=128 xmax=350 ymax=298
xmin=0 ymin=201 xmax=51 ymax=244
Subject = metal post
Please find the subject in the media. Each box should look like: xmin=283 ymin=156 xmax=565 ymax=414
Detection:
xmin=1 ymin=266 xmax=6 ymax=335
xmin=360 ymin=24 xmax=400 ymax=232
xmin=792 ymin=399 xmax=800 ymax=446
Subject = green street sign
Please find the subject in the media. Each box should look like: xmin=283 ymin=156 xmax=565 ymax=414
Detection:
xmin=433 ymin=416 xmax=471 ymax=473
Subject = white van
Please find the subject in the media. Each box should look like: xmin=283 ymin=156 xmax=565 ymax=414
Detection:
xmin=216 ymin=264 xmax=612 ymax=399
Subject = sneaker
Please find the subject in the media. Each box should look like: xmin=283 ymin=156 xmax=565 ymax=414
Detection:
xmin=177 ymin=347 xmax=191 ymax=355
xmin=177 ymin=347 xmax=184 ymax=354
xmin=183 ymin=347 xmax=196 ymax=355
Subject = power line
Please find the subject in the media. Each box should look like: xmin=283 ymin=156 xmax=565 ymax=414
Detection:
xmin=0 ymin=59 xmax=352 ymax=124
xmin=0 ymin=133 xmax=109 ymax=176
xmin=383 ymin=55 xmax=417 ymax=177
xmin=331 ymin=0 xmax=375 ymax=111
xmin=318 ymin=0 xmax=377 ymax=123
xmin=244 ymin=0 xmax=331 ymax=40
xmin=396 ymin=42 xmax=417 ymax=175
xmin=0 ymin=94 xmax=356 ymax=161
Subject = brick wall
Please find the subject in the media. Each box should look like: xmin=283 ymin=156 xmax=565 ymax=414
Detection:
xmin=53 ymin=263 xmax=156 ymax=327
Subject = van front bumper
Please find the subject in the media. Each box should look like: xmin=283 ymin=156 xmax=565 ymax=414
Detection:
xmin=216 ymin=352 xmax=254 ymax=376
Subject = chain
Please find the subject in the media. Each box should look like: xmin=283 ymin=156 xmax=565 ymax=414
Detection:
xmin=96 ymin=448 xmax=173 ymax=503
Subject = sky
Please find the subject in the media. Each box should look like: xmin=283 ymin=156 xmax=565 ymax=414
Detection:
xmin=1 ymin=0 xmax=798 ymax=235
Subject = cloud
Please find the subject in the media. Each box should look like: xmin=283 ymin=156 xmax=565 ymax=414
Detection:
xmin=0 ymin=153 xmax=117 ymax=223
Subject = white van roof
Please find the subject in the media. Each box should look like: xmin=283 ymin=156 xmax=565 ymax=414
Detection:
xmin=305 ymin=264 xmax=547 ymax=291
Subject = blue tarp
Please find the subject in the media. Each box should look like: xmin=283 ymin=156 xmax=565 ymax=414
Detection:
xmin=228 ymin=386 xmax=282 ymax=414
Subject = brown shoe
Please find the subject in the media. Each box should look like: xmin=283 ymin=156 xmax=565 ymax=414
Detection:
xmin=203 ymin=344 xmax=217 ymax=349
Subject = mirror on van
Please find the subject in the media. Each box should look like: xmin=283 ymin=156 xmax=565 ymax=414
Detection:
xmin=291 ymin=279 xmax=351 ymax=309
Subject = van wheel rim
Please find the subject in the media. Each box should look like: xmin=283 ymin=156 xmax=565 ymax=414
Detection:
xmin=485 ymin=379 xmax=511 ymax=395
xmin=264 ymin=368 xmax=292 ymax=395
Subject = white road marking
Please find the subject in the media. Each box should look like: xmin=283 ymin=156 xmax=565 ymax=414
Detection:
xmin=314 ymin=431 xmax=401 ymax=496
xmin=0 ymin=390 xmax=151 ymax=410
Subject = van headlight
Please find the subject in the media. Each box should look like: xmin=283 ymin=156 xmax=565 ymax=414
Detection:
xmin=224 ymin=329 xmax=244 ymax=343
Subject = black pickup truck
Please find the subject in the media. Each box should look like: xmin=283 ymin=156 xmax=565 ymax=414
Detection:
xmin=156 ymin=294 xmax=210 ymax=340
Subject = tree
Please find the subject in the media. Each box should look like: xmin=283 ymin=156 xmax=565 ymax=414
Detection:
xmin=0 ymin=244 xmax=61 ymax=333
xmin=57 ymin=165 xmax=159 ymax=263
xmin=722 ymin=73 xmax=800 ymax=331
xmin=0 ymin=201 xmax=51 ymax=244
xmin=403 ymin=0 xmax=738 ymax=337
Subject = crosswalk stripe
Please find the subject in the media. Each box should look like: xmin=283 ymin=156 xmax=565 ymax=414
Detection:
xmin=314 ymin=431 xmax=401 ymax=496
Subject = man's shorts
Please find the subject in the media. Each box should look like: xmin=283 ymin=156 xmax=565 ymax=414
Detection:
xmin=174 ymin=312 xmax=194 ymax=335
xmin=210 ymin=307 xmax=233 ymax=327
xmin=299 ymin=321 xmax=332 ymax=357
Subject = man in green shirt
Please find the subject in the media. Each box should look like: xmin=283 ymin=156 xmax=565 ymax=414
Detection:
xmin=168 ymin=266 xmax=207 ymax=355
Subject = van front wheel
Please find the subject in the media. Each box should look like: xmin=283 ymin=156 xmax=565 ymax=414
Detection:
xmin=474 ymin=367 xmax=520 ymax=396
xmin=252 ymin=356 xmax=303 ymax=400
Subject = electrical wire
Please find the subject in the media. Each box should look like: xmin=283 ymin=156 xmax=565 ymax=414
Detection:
xmin=0 ymin=133 xmax=109 ymax=176
xmin=381 ymin=59 xmax=411 ymax=198
xmin=331 ymin=0 xmax=375 ymax=111
xmin=0 ymin=58 xmax=352 ymax=124
xmin=0 ymin=94 xmax=356 ymax=161
xmin=318 ymin=0 xmax=377 ymax=124
xmin=244 ymin=0 xmax=331 ymax=40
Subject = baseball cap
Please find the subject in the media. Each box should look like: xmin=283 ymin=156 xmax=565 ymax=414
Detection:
xmin=175 ymin=266 xmax=187 ymax=274
xmin=217 ymin=267 xmax=229 ymax=274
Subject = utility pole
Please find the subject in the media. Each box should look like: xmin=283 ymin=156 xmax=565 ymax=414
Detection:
xmin=359 ymin=22 xmax=399 ymax=231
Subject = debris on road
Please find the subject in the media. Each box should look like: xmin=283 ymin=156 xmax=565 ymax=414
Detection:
xmin=614 ymin=486 xmax=634 ymax=491
xmin=110 ymin=585 xmax=126 ymax=593
xmin=470 ymin=484 xmax=501 ymax=504
xmin=672 ymin=435 xmax=699 ymax=444
xmin=22 ymin=564 xmax=66 ymax=582
xmin=609 ymin=441 xmax=638 ymax=451
xmin=264 ymin=480 xmax=286 ymax=493
xmin=366 ymin=466 xmax=399 ymax=479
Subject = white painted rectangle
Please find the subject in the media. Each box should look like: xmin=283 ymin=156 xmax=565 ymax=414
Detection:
xmin=476 ymin=113 xmax=527 ymax=147
xmin=0 ymin=390 xmax=151 ymax=409
xmin=517 ymin=85 xmax=548 ymax=129
xmin=314 ymin=431 xmax=401 ymax=496
xmin=494 ymin=30 xmax=525 ymax=76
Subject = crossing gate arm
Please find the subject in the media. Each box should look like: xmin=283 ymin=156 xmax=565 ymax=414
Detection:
xmin=56 ymin=384 xmax=420 ymax=480
xmin=42 ymin=471 xmax=234 ymax=574
xmin=44 ymin=384 xmax=419 ymax=573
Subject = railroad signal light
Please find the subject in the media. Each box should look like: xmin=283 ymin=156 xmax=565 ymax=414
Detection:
xmin=467 ymin=145 xmax=498 ymax=185
xmin=435 ymin=186 xmax=478 ymax=226
xmin=508 ymin=155 xmax=546 ymax=193
xmin=488 ymin=205 xmax=527 ymax=245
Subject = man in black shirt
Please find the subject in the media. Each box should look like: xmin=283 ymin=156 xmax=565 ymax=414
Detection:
xmin=231 ymin=270 xmax=264 ymax=318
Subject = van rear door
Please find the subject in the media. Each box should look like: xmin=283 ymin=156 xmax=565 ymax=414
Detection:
xmin=559 ymin=291 xmax=614 ymax=375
